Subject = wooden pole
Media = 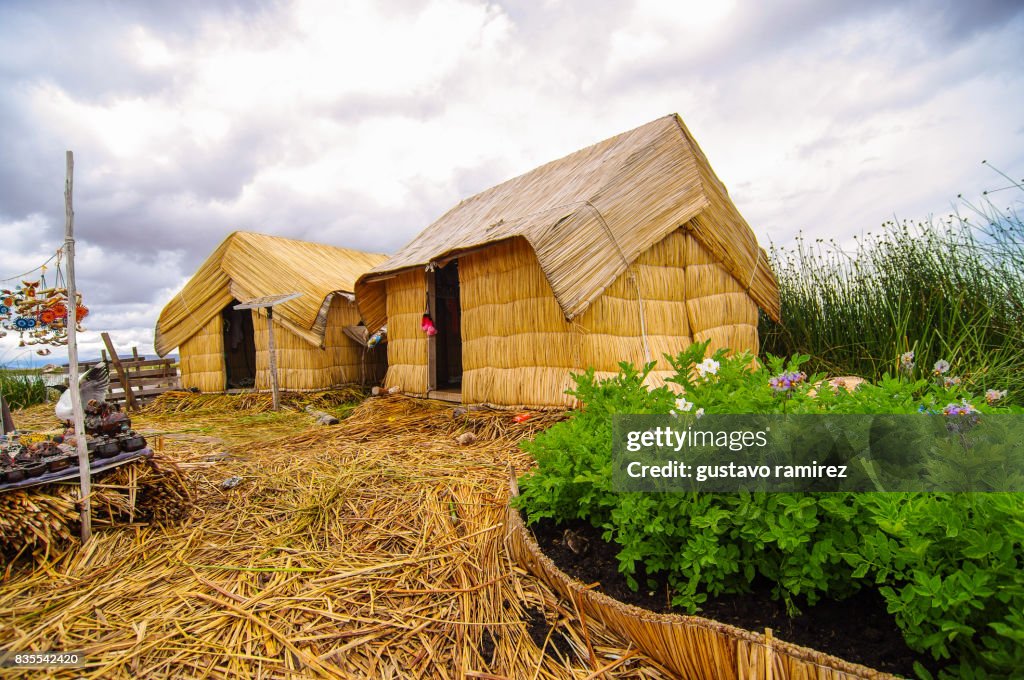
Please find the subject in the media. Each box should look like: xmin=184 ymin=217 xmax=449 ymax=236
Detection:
xmin=266 ymin=308 xmax=280 ymax=411
xmin=64 ymin=150 xmax=92 ymax=543
xmin=101 ymin=331 xmax=138 ymax=411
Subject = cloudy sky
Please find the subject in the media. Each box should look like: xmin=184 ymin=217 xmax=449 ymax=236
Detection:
xmin=1 ymin=0 xmax=1022 ymax=362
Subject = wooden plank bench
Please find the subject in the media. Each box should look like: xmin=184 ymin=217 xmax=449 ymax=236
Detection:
xmin=57 ymin=349 xmax=181 ymax=407
xmin=105 ymin=356 xmax=180 ymax=406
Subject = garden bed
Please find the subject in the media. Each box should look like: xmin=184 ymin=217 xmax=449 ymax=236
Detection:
xmin=507 ymin=477 xmax=897 ymax=680
xmin=525 ymin=514 xmax=940 ymax=677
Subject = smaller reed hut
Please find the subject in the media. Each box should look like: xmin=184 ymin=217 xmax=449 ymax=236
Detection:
xmin=356 ymin=113 xmax=781 ymax=408
xmin=155 ymin=231 xmax=387 ymax=392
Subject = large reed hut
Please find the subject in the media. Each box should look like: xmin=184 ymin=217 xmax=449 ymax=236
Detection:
xmin=356 ymin=113 xmax=781 ymax=408
xmin=156 ymin=231 xmax=388 ymax=392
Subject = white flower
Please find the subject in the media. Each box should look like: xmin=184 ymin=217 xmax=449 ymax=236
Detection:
xmin=696 ymin=358 xmax=720 ymax=378
xmin=695 ymin=408 xmax=705 ymax=419
xmin=899 ymin=351 xmax=915 ymax=371
xmin=933 ymin=359 xmax=950 ymax=375
xmin=675 ymin=397 xmax=694 ymax=412
xmin=985 ymin=389 xmax=1007 ymax=404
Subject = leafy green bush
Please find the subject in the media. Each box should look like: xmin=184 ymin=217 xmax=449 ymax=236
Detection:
xmin=514 ymin=342 xmax=1024 ymax=677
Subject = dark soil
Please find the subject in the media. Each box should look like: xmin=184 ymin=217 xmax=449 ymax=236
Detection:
xmin=522 ymin=603 xmax=576 ymax=661
xmin=529 ymin=516 xmax=946 ymax=678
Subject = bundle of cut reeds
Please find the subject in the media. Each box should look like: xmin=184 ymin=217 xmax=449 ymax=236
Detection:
xmin=1 ymin=456 xmax=191 ymax=569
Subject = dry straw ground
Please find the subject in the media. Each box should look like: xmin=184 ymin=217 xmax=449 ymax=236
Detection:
xmin=0 ymin=392 xmax=673 ymax=679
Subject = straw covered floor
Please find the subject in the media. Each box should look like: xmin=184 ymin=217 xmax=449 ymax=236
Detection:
xmin=0 ymin=392 xmax=676 ymax=679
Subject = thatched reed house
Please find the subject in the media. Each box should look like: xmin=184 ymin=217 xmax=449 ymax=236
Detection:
xmin=156 ymin=231 xmax=387 ymax=392
xmin=355 ymin=114 xmax=781 ymax=408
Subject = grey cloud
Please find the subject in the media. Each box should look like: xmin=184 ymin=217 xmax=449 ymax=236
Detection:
xmin=599 ymin=1 xmax=1023 ymax=98
xmin=921 ymin=0 xmax=1024 ymax=38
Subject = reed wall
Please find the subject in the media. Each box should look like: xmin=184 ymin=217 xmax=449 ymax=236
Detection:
xmin=382 ymin=231 xmax=760 ymax=407
xmin=323 ymin=296 xmax=388 ymax=386
xmin=382 ymin=270 xmax=429 ymax=395
xmin=253 ymin=298 xmax=385 ymax=391
xmin=178 ymin=314 xmax=226 ymax=392
xmin=459 ymin=234 xmax=677 ymax=406
xmin=683 ymin=231 xmax=759 ymax=355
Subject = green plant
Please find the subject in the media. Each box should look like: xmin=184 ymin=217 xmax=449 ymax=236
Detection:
xmin=760 ymin=194 xmax=1024 ymax=405
xmin=514 ymin=343 xmax=1024 ymax=677
xmin=0 ymin=371 xmax=49 ymax=409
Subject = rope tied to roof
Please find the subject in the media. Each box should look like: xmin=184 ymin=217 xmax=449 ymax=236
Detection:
xmin=582 ymin=201 xmax=652 ymax=365
xmin=746 ymin=248 xmax=762 ymax=294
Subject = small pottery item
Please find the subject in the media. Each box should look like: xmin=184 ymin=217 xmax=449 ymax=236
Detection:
xmin=94 ymin=439 xmax=121 ymax=458
xmin=119 ymin=433 xmax=147 ymax=452
xmin=23 ymin=462 xmax=46 ymax=478
xmin=46 ymin=455 xmax=73 ymax=473
xmin=6 ymin=468 xmax=25 ymax=483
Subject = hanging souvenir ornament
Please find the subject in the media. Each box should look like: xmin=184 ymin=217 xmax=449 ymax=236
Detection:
xmin=0 ymin=251 xmax=89 ymax=347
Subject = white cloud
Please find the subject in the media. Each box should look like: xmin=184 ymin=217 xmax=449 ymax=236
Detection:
xmin=0 ymin=0 xmax=1021 ymax=362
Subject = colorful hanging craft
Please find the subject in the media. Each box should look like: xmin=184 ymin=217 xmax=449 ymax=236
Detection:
xmin=0 ymin=252 xmax=88 ymax=347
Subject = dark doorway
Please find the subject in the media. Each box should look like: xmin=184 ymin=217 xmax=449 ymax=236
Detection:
xmin=433 ymin=260 xmax=463 ymax=390
xmin=222 ymin=302 xmax=256 ymax=389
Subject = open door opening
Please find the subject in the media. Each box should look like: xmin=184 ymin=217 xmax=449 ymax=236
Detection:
xmin=431 ymin=260 xmax=463 ymax=394
xmin=222 ymin=301 xmax=256 ymax=389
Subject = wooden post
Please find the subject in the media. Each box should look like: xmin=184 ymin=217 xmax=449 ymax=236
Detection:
xmin=64 ymin=150 xmax=92 ymax=544
xmin=101 ymin=332 xmax=138 ymax=411
xmin=265 ymin=308 xmax=280 ymax=411
xmin=232 ymin=293 xmax=297 ymax=411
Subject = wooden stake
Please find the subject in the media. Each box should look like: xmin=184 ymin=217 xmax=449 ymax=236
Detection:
xmin=232 ymin=293 xmax=298 ymax=410
xmin=266 ymin=308 xmax=280 ymax=411
xmin=64 ymin=150 xmax=92 ymax=544
xmin=101 ymin=331 xmax=139 ymax=412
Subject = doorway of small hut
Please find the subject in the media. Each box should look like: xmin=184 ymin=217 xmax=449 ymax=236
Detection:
xmin=222 ymin=302 xmax=256 ymax=390
xmin=430 ymin=260 xmax=462 ymax=400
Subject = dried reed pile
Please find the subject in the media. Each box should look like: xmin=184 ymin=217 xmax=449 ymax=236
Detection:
xmin=1 ymin=405 xmax=191 ymax=569
xmin=0 ymin=395 xmax=672 ymax=679
xmin=145 ymin=387 xmax=368 ymax=416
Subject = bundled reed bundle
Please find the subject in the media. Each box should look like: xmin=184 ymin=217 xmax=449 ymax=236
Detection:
xmin=1 ymin=456 xmax=191 ymax=569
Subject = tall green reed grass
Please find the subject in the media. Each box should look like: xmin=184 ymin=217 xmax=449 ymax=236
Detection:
xmin=0 ymin=371 xmax=49 ymax=410
xmin=760 ymin=188 xmax=1023 ymax=403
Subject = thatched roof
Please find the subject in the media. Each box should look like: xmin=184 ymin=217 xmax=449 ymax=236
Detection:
xmin=155 ymin=231 xmax=387 ymax=356
xmin=356 ymin=113 xmax=780 ymax=332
